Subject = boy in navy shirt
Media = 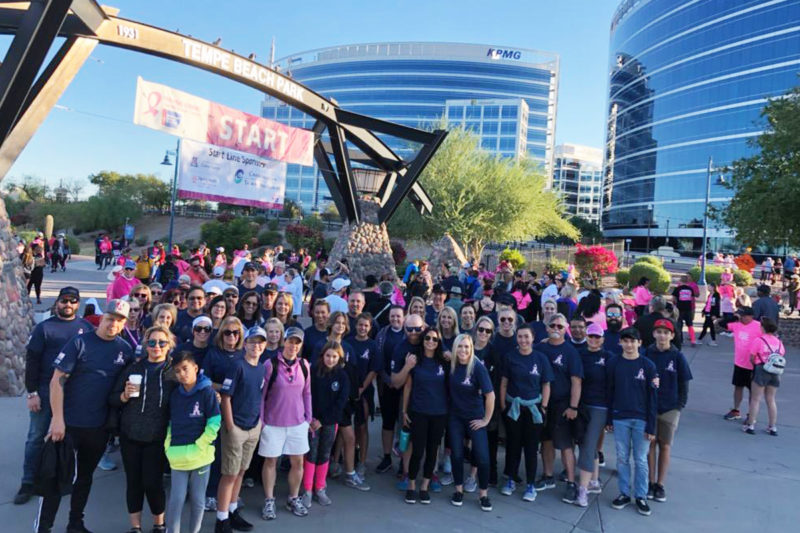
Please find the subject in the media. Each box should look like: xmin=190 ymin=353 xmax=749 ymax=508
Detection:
xmin=216 ymin=327 xmax=268 ymax=532
xmin=607 ymin=327 xmax=658 ymax=517
xmin=37 ymin=300 xmax=133 ymax=533
xmin=644 ymin=319 xmax=692 ymax=504
xmin=348 ymin=313 xmax=382 ymax=478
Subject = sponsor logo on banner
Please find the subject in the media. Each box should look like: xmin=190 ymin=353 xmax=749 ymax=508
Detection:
xmin=134 ymin=77 xmax=313 ymax=166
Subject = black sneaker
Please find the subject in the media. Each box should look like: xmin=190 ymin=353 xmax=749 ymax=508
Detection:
xmin=533 ymin=475 xmax=556 ymax=491
xmin=597 ymin=451 xmax=606 ymax=467
xmin=558 ymin=469 xmax=568 ymax=483
xmin=419 ymin=490 xmax=431 ymax=504
xmin=611 ymin=494 xmax=631 ymax=510
xmin=479 ymin=496 xmax=493 ymax=512
xmin=562 ymin=481 xmax=578 ymax=504
xmin=229 ymin=509 xmax=254 ymax=531
xmin=125 ymin=528 xmax=142 ymax=533
xmin=150 ymin=526 xmax=166 ymax=533
xmin=636 ymin=498 xmax=652 ymax=516
xmin=652 ymin=484 xmax=666 ymax=502
xmin=13 ymin=483 xmax=33 ymax=505
xmin=451 ymin=491 xmax=464 ymax=507
xmin=214 ymin=519 xmax=232 ymax=533
xmin=646 ymin=482 xmax=655 ymax=500
xmin=376 ymin=455 xmax=393 ymax=474
xmin=66 ymin=523 xmax=93 ymax=533
xmin=405 ymin=490 xmax=417 ymax=504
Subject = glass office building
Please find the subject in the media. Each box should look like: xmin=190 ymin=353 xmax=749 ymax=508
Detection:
xmin=603 ymin=0 xmax=800 ymax=249
xmin=553 ymin=144 xmax=603 ymax=224
xmin=261 ymin=42 xmax=559 ymax=210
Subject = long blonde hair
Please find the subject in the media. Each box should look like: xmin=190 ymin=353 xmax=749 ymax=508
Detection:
xmin=437 ymin=306 xmax=460 ymax=338
xmin=450 ymin=333 xmax=476 ymax=377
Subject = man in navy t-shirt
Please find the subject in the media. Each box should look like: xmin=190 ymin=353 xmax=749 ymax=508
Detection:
xmin=374 ymin=306 xmax=407 ymax=474
xmin=37 ymin=300 xmax=134 ymax=533
xmin=16 ymin=287 xmax=93 ymax=505
xmin=303 ymin=299 xmax=330 ymax=362
xmin=603 ymin=304 xmax=624 ymax=356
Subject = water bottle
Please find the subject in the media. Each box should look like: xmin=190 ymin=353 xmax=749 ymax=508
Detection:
xmin=398 ymin=424 xmax=411 ymax=452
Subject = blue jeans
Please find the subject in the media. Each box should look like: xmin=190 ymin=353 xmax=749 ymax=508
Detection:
xmin=448 ymin=415 xmax=490 ymax=490
xmin=613 ymin=418 xmax=649 ymax=499
xmin=22 ymin=402 xmax=52 ymax=485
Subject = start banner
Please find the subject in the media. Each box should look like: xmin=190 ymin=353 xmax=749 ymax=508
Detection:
xmin=178 ymin=138 xmax=287 ymax=210
xmin=134 ymin=77 xmax=314 ymax=166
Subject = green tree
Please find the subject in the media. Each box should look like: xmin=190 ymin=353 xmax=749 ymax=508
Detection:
xmin=201 ymin=218 xmax=259 ymax=253
xmin=281 ymin=199 xmax=302 ymax=219
xmin=715 ymin=83 xmax=800 ymax=247
xmin=89 ymin=171 xmax=170 ymax=210
xmin=389 ymin=126 xmax=578 ymax=258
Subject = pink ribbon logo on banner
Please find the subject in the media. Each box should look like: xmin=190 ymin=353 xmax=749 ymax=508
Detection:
xmin=145 ymin=91 xmax=161 ymax=116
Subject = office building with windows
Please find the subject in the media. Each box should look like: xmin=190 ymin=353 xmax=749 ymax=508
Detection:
xmin=261 ymin=42 xmax=559 ymax=209
xmin=553 ymin=144 xmax=603 ymax=224
xmin=603 ymin=0 xmax=800 ymax=250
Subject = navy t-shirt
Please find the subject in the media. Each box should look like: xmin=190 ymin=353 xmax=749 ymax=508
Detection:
xmin=644 ymin=345 xmax=693 ymax=413
xmin=529 ymin=321 xmax=548 ymax=343
xmin=449 ymin=360 xmax=493 ymax=419
xmin=608 ymin=355 xmax=658 ymax=434
xmin=311 ymin=338 xmax=355 ymax=369
xmin=580 ymin=348 xmax=614 ymax=408
xmin=202 ymin=346 xmax=246 ymax=385
xmin=536 ymin=342 xmax=583 ymax=401
xmin=28 ymin=316 xmax=93 ymax=398
xmin=390 ymin=339 xmax=422 ymax=375
xmin=174 ymin=310 xmax=206 ymax=343
xmin=54 ymin=332 xmax=134 ymax=428
xmin=503 ymin=349 xmax=554 ymax=400
xmin=303 ymin=325 xmax=328 ymax=361
xmin=603 ymin=331 xmax=623 ymax=356
xmin=489 ymin=333 xmax=517 ymax=376
xmin=174 ymin=341 xmax=210 ymax=370
xmin=260 ymin=347 xmax=280 ymax=365
xmin=380 ymin=327 xmax=405 ymax=378
xmin=424 ymin=305 xmax=443 ymax=327
xmin=221 ymin=357 xmax=266 ymax=429
xmin=410 ymin=356 xmax=449 ymax=415
xmin=348 ymin=337 xmax=382 ymax=388
xmin=570 ymin=339 xmax=589 ymax=356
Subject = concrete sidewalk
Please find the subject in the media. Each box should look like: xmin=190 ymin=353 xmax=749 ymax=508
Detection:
xmin=1 ymin=258 xmax=798 ymax=531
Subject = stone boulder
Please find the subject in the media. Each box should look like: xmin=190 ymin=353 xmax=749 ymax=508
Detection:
xmin=0 ymin=197 xmax=35 ymax=396
xmin=327 ymin=197 xmax=399 ymax=289
xmin=428 ymin=234 xmax=468 ymax=272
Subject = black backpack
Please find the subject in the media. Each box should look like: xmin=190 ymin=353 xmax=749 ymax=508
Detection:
xmin=265 ymin=357 xmax=309 ymax=399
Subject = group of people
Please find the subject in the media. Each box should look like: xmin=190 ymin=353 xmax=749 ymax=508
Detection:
xmin=14 ymin=241 xmax=791 ymax=533
xmin=16 ymin=231 xmax=71 ymax=304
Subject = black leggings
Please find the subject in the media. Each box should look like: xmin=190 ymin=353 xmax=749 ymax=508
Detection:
xmin=698 ymin=315 xmax=717 ymax=341
xmin=408 ymin=412 xmax=446 ymax=481
xmin=120 ymin=435 xmax=167 ymax=515
xmin=27 ymin=266 xmax=43 ymax=300
xmin=504 ymin=409 xmax=543 ymax=484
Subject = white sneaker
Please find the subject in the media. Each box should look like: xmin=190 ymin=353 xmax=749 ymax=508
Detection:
xmin=587 ymin=479 xmax=602 ymax=494
xmin=300 ymin=491 xmax=312 ymax=509
xmin=355 ymin=463 xmax=366 ymax=478
xmin=204 ymin=496 xmax=217 ymax=512
xmin=345 ymin=472 xmax=371 ymax=491
xmin=261 ymin=498 xmax=276 ymax=520
xmin=314 ymin=488 xmax=332 ymax=506
xmin=708 ymin=340 xmax=718 ymax=346
xmin=439 ymin=472 xmax=454 ymax=486
xmin=463 ymin=475 xmax=478 ymax=493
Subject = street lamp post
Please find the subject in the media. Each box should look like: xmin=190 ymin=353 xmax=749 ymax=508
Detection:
xmin=699 ymin=156 xmax=713 ymax=286
xmin=160 ymin=138 xmax=180 ymax=251
xmin=646 ymin=203 xmax=654 ymax=253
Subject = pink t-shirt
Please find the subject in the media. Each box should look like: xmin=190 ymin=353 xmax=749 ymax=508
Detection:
xmin=750 ymin=334 xmax=785 ymax=366
xmin=633 ymin=286 xmax=652 ymax=306
xmin=728 ymin=320 xmax=763 ymax=369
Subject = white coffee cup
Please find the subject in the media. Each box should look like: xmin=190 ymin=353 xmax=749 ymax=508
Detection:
xmin=128 ymin=374 xmax=143 ymax=398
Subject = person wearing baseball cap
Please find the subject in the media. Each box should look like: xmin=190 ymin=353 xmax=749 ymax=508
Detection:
xmin=37 ymin=297 xmax=134 ymax=532
xmin=643 ymin=319 xmax=692 ymax=504
xmin=573 ymin=322 xmax=612 ymax=507
xmin=109 ymin=259 xmax=141 ymax=301
xmin=175 ymin=315 xmax=214 ymax=369
xmin=323 ymin=278 xmax=350 ymax=315
xmin=261 ymin=283 xmax=279 ymax=317
xmin=425 ymin=284 xmax=448 ymax=326
xmin=607 ymin=326 xmax=657 ymax=516
xmin=237 ymin=261 xmax=264 ymax=297
xmin=723 ymin=306 xmax=761 ymax=422
xmin=215 ymin=325 xmax=268 ymax=532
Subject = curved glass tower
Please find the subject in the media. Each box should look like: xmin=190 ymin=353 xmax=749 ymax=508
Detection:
xmin=261 ymin=42 xmax=559 ymax=209
xmin=603 ymin=0 xmax=800 ymax=249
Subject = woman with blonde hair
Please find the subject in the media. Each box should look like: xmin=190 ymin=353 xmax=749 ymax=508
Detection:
xmin=151 ymin=303 xmax=178 ymax=332
xmin=448 ymin=334 xmax=495 ymax=511
xmin=437 ymin=306 xmax=460 ymax=355
xmin=274 ymin=292 xmax=298 ymax=328
xmin=406 ymin=296 xmax=426 ymax=318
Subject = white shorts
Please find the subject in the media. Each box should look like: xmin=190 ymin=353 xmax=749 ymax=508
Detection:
xmin=258 ymin=422 xmax=310 ymax=458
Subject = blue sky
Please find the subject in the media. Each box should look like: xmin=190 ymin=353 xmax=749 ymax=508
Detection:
xmin=2 ymin=0 xmax=618 ymax=191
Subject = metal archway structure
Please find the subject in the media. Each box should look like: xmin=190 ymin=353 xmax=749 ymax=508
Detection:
xmin=0 ymin=0 xmax=447 ymax=224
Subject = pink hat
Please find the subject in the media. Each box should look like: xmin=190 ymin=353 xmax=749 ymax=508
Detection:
xmin=586 ymin=323 xmax=605 ymax=337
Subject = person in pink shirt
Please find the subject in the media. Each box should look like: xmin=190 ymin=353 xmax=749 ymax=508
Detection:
xmin=743 ymin=318 xmax=784 ymax=436
xmin=108 ymin=260 xmax=140 ymax=300
xmin=722 ymin=307 xmax=762 ymax=422
xmin=632 ymin=277 xmax=653 ymax=318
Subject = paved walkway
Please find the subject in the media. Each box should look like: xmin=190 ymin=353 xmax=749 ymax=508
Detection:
xmin=1 ymin=258 xmax=798 ymax=532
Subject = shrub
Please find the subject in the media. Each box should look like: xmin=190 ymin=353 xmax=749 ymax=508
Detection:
xmin=301 ymin=214 xmax=324 ymax=233
xmin=252 ymin=215 xmax=267 ymax=225
xmin=687 ymin=265 xmax=754 ymax=287
xmin=629 ymin=263 xmax=671 ymax=294
xmin=17 ymin=230 xmax=38 ymax=244
xmin=575 ymin=244 xmax=618 ymax=281
xmin=201 ymin=218 xmax=259 ymax=253
xmin=134 ymin=236 xmax=148 ymax=247
xmin=285 ymin=223 xmax=323 ymax=252
xmin=734 ymin=269 xmax=754 ymax=286
xmin=267 ymin=219 xmax=279 ymax=231
xmin=499 ymin=248 xmax=526 ymax=270
xmin=546 ymin=258 xmax=569 ymax=274
xmin=616 ymin=268 xmax=630 ymax=287
xmin=258 ymin=230 xmax=283 ymax=246
xmin=636 ymin=255 xmax=663 ymax=266
xmin=66 ymin=235 xmax=81 ymax=255
xmin=390 ymin=241 xmax=407 ymax=265
xmin=324 ymin=237 xmax=336 ymax=253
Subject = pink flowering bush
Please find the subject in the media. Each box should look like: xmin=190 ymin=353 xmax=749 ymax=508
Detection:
xmin=575 ymin=244 xmax=618 ymax=281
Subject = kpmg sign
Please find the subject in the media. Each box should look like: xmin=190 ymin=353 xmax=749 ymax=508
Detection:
xmin=487 ymin=48 xmax=522 ymax=60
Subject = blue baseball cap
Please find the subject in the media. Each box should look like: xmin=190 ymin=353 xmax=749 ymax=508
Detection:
xmin=245 ymin=326 xmax=267 ymax=341
xmin=124 ymin=259 xmax=136 ymax=270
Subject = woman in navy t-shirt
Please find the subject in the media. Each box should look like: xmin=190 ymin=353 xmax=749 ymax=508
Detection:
xmin=437 ymin=306 xmax=460 ymax=356
xmin=401 ymin=327 xmax=449 ymax=504
xmin=448 ymin=334 xmax=495 ymax=511
xmin=499 ymin=324 xmax=553 ymax=502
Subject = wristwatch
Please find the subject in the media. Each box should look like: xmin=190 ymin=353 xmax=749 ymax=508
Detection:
xmin=569 ymin=405 xmax=579 ymax=410
xmin=27 ymin=392 xmax=38 ymax=399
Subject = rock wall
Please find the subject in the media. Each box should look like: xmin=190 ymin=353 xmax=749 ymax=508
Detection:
xmin=428 ymin=234 xmax=468 ymax=271
xmin=328 ymin=197 xmax=399 ymax=289
xmin=0 ymin=197 xmax=34 ymax=396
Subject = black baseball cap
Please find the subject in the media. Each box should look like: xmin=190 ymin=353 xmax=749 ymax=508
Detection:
xmin=243 ymin=261 xmax=258 ymax=271
xmin=620 ymin=327 xmax=641 ymax=340
xmin=57 ymin=286 xmax=80 ymax=300
xmin=432 ymin=283 xmax=447 ymax=294
xmin=738 ymin=306 xmax=755 ymax=316
xmin=264 ymin=282 xmax=278 ymax=293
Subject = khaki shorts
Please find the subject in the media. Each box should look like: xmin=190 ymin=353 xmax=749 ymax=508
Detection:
xmin=655 ymin=409 xmax=681 ymax=446
xmin=220 ymin=422 xmax=262 ymax=476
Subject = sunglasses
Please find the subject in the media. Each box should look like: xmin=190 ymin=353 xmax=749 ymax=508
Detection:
xmin=129 ymin=307 xmax=141 ymax=313
xmin=477 ymin=327 xmax=493 ymax=334
xmin=548 ymin=324 xmax=566 ymax=330
xmin=424 ymin=335 xmax=440 ymax=342
xmin=225 ymin=293 xmax=238 ymax=298
xmin=132 ymin=293 xmax=148 ymax=298
xmin=58 ymin=298 xmax=78 ymax=305
xmin=499 ymin=317 xmax=514 ymax=323
xmin=193 ymin=326 xmax=212 ymax=333
xmin=146 ymin=339 xmax=169 ymax=348
xmin=222 ymin=330 xmax=240 ymax=337
xmin=606 ymin=312 xmax=622 ymax=318
xmin=152 ymin=291 xmax=163 ymax=296
xmin=405 ymin=326 xmax=424 ymax=333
